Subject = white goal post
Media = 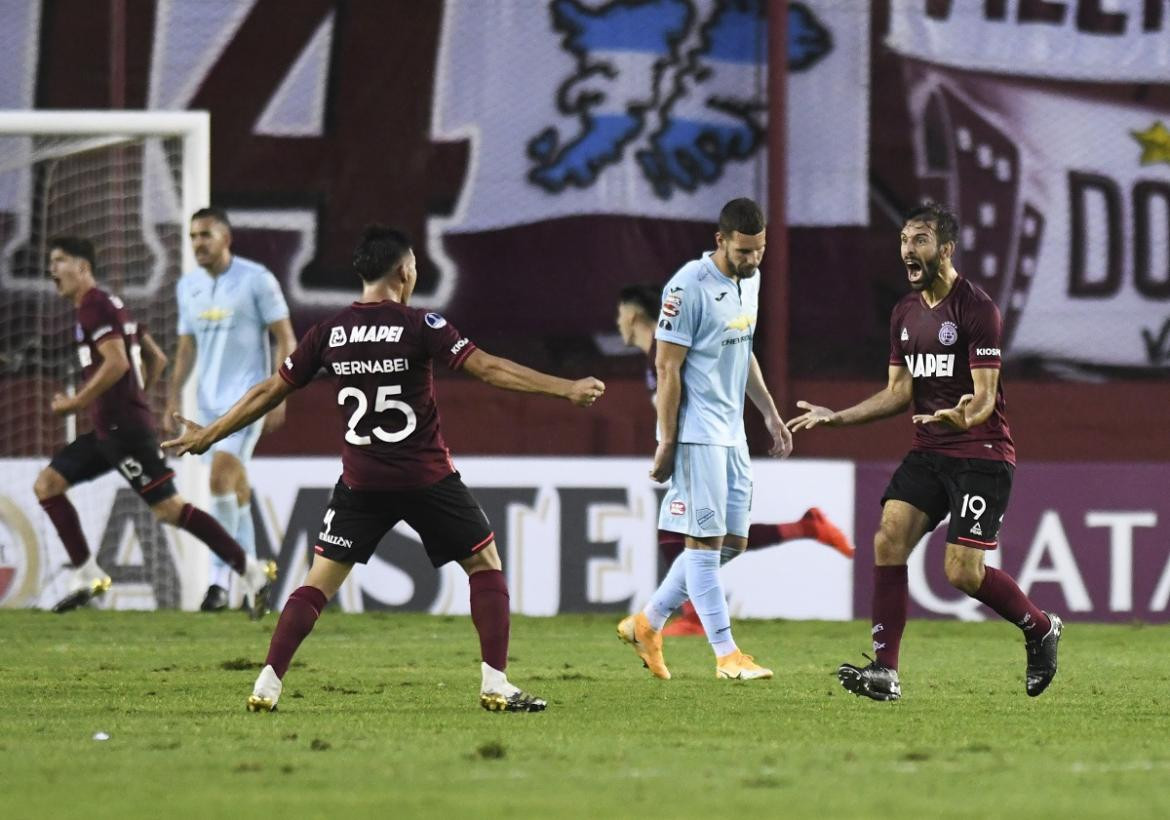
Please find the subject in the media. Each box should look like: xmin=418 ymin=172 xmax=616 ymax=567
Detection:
xmin=0 ymin=110 xmax=211 ymax=611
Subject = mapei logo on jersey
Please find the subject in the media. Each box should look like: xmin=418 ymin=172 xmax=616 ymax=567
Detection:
xmin=330 ymin=325 xmax=404 ymax=347
xmin=904 ymin=353 xmax=955 ymax=378
xmin=938 ymin=320 xmax=959 ymax=346
xmin=976 ymin=347 xmax=1002 ymax=357
xmin=450 ymin=338 xmax=469 ymax=356
xmin=425 ymin=312 xmax=447 ymax=329
xmin=669 ymin=500 xmax=686 ymax=516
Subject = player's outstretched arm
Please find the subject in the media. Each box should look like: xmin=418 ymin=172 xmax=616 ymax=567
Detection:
xmin=50 ymin=336 xmax=130 ymax=416
xmin=140 ymin=332 xmax=168 ymax=392
xmin=461 ymin=349 xmax=604 ymax=407
xmin=163 ymin=333 xmax=196 ymax=433
xmin=747 ymin=353 xmax=792 ymax=458
xmin=912 ymin=367 xmax=998 ymax=430
xmin=162 ymin=372 xmax=296 ymax=456
xmin=790 ymin=366 xmax=913 ymax=432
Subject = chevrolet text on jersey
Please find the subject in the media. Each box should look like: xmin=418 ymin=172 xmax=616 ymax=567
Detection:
xmin=904 ymin=353 xmax=955 ymax=377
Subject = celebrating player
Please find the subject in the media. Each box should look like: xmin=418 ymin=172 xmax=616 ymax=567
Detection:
xmin=165 ymin=208 xmax=297 ymax=612
xmin=789 ymin=202 xmax=1062 ymax=701
xmin=163 ymin=225 xmax=606 ymax=713
xmin=617 ymin=198 xmax=790 ymax=680
xmin=616 ymin=283 xmax=853 ymax=637
xmin=33 ymin=237 xmax=277 ymax=616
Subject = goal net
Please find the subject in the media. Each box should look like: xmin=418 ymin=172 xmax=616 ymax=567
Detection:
xmin=0 ymin=111 xmax=210 ymax=611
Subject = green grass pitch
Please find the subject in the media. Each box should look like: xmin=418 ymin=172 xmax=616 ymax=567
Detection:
xmin=1 ymin=610 xmax=1168 ymax=819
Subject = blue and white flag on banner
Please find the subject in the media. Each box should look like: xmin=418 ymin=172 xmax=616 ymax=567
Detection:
xmin=432 ymin=0 xmax=869 ymax=232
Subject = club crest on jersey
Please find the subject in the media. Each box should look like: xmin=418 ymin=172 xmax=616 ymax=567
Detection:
xmin=938 ymin=321 xmax=958 ymax=346
xmin=425 ymin=312 xmax=447 ymax=329
xmin=904 ymin=353 xmax=955 ymax=377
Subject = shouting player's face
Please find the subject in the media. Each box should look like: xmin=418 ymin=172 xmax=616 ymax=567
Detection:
xmin=717 ymin=229 xmax=766 ymax=279
xmin=48 ymin=248 xmax=88 ymax=300
xmin=900 ymin=219 xmax=946 ymax=292
xmin=189 ymin=217 xmax=231 ymax=273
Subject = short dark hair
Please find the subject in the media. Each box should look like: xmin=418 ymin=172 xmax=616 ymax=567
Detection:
xmin=618 ymin=283 xmax=662 ymax=319
xmin=48 ymin=236 xmax=97 ymax=271
xmin=352 ymin=225 xmax=412 ymax=283
xmin=903 ymin=201 xmax=958 ymax=247
xmin=191 ymin=206 xmax=231 ymax=229
xmin=718 ymin=198 xmax=765 ymax=236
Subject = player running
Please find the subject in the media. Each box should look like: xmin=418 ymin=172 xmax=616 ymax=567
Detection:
xmin=617 ymin=283 xmax=854 ymax=637
xmin=33 ymin=237 xmax=277 ymax=616
xmin=163 ymin=225 xmax=605 ymax=713
xmin=789 ymin=202 xmax=1062 ymax=701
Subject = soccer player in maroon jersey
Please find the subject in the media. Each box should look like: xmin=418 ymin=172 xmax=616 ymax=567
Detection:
xmin=616 ymin=283 xmax=854 ymax=637
xmin=789 ymin=203 xmax=1062 ymax=700
xmin=163 ymin=225 xmax=606 ymax=713
xmin=32 ymin=237 xmax=278 ymax=616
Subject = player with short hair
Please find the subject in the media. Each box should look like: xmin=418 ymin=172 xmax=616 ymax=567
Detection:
xmin=165 ymin=207 xmax=297 ymax=612
xmin=617 ymin=198 xmax=791 ymax=680
xmin=33 ymin=237 xmax=277 ymax=616
xmin=616 ymin=283 xmax=853 ymax=637
xmin=163 ymin=224 xmax=606 ymax=713
xmin=789 ymin=202 xmax=1062 ymax=701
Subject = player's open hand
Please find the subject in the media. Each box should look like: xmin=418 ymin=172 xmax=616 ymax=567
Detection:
xmin=569 ymin=377 xmax=606 ymax=407
xmin=912 ymin=394 xmax=974 ymax=431
xmin=788 ymin=400 xmax=837 ymax=432
xmin=649 ymin=440 xmax=676 ymax=483
xmin=160 ymin=413 xmax=212 ymax=456
xmin=50 ymin=393 xmax=79 ymax=416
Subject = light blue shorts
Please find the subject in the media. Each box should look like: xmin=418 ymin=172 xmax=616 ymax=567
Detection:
xmin=657 ymin=442 xmax=753 ymax=539
xmin=198 ymin=407 xmax=262 ymax=466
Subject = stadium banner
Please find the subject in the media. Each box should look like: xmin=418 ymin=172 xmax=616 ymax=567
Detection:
xmin=854 ymin=463 xmax=1170 ymax=623
xmin=433 ymin=0 xmax=869 ymax=233
xmin=0 ymin=457 xmax=854 ymax=618
xmin=887 ymin=0 xmax=1170 ymax=83
xmin=888 ymin=14 xmax=1170 ymax=372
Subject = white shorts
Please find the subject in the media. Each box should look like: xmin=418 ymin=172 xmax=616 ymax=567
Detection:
xmin=658 ymin=442 xmax=753 ymax=539
xmin=198 ymin=407 xmax=262 ymax=466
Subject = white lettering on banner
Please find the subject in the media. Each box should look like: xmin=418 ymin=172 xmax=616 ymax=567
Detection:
xmin=1150 ymin=550 xmax=1170 ymax=611
xmin=1085 ymin=511 xmax=1158 ymax=611
xmin=904 ymin=353 xmax=955 ymax=378
xmin=1016 ymin=511 xmax=1093 ymax=612
xmin=887 ymin=0 xmax=1170 ymax=83
xmin=902 ymin=67 xmax=1170 ymax=369
xmin=331 ymin=359 xmax=410 ymax=375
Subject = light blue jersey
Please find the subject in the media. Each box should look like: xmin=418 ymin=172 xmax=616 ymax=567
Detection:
xmin=176 ymin=255 xmax=290 ymax=416
xmin=654 ymin=251 xmax=759 ymax=446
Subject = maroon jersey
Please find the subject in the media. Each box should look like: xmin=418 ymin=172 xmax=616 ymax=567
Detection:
xmin=279 ymin=300 xmax=477 ymax=490
xmin=75 ymin=287 xmax=156 ymax=437
xmin=889 ymin=277 xmax=1015 ymax=464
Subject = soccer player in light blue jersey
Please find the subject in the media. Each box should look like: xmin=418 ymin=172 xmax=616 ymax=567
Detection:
xmin=618 ymin=198 xmax=792 ymax=681
xmin=165 ymin=208 xmax=296 ymax=611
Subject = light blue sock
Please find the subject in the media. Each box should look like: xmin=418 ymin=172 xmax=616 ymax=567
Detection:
xmin=643 ymin=552 xmax=690 ymax=631
xmin=686 ymin=549 xmax=737 ymax=657
xmin=208 ymin=493 xmax=238 ymax=589
xmin=236 ymin=502 xmax=256 ymax=558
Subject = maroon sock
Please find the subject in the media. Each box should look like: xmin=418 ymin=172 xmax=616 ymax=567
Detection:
xmin=748 ymin=523 xmax=787 ymax=549
xmin=658 ymin=531 xmax=685 ymax=564
xmin=265 ymin=586 xmax=328 ymax=678
xmin=39 ymin=495 xmax=90 ymax=566
xmin=972 ymin=567 xmax=1052 ymax=639
xmin=179 ymin=503 xmax=246 ymax=574
xmin=872 ymin=565 xmax=908 ymax=669
xmin=469 ymin=569 xmax=510 ymax=671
